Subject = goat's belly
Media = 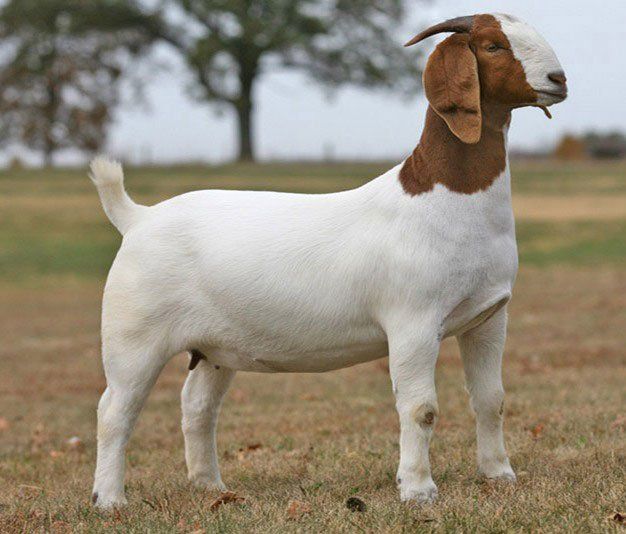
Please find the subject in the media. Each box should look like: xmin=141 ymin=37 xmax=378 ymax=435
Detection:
xmin=198 ymin=341 xmax=388 ymax=373
xmin=442 ymin=290 xmax=512 ymax=338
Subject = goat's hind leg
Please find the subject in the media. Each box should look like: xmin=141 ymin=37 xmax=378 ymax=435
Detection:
xmin=92 ymin=342 xmax=169 ymax=509
xmin=457 ymin=308 xmax=516 ymax=481
xmin=182 ymin=356 xmax=235 ymax=490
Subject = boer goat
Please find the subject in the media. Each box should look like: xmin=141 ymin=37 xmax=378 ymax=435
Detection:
xmin=89 ymin=13 xmax=567 ymax=508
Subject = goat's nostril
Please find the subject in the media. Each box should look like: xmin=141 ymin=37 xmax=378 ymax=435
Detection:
xmin=548 ymin=71 xmax=567 ymax=86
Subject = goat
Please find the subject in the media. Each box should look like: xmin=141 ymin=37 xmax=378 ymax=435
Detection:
xmin=89 ymin=13 xmax=567 ymax=508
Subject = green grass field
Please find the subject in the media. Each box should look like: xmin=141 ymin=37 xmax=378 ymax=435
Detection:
xmin=0 ymin=161 xmax=625 ymax=532
xmin=1 ymin=160 xmax=625 ymax=283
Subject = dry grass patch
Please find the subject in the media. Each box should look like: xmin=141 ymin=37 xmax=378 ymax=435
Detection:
xmin=0 ymin=267 xmax=624 ymax=532
xmin=513 ymin=194 xmax=626 ymax=220
xmin=1 ymin=160 xmax=624 ymax=530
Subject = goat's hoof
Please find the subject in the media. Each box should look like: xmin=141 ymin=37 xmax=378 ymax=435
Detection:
xmin=480 ymin=461 xmax=516 ymax=483
xmin=486 ymin=469 xmax=517 ymax=483
xmin=91 ymin=491 xmax=128 ymax=509
xmin=399 ymin=481 xmax=438 ymax=504
xmin=189 ymin=475 xmax=227 ymax=492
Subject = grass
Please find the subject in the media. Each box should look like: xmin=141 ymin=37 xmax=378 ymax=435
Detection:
xmin=0 ymin=160 xmax=625 ymax=532
xmin=511 ymin=159 xmax=626 ymax=195
xmin=1 ymin=160 xmax=625 ymax=283
xmin=516 ymin=220 xmax=626 ymax=266
xmin=2 ymin=220 xmax=625 ymax=283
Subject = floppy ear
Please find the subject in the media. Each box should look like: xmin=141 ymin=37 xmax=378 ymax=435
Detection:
xmin=423 ymin=33 xmax=481 ymax=144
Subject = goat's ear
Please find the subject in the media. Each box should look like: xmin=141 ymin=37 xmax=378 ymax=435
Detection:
xmin=423 ymin=33 xmax=481 ymax=144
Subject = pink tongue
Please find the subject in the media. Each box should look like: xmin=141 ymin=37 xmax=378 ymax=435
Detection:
xmin=539 ymin=105 xmax=552 ymax=119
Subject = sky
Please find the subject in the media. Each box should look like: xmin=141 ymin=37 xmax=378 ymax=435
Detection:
xmin=12 ymin=0 xmax=626 ymax=165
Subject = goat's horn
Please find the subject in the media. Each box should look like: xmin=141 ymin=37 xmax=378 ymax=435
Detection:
xmin=404 ymin=16 xmax=475 ymax=47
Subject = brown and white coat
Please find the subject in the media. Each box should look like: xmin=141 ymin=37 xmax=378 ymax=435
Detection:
xmin=88 ymin=13 xmax=566 ymax=508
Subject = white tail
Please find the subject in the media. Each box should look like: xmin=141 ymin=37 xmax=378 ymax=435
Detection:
xmin=89 ymin=157 xmax=146 ymax=234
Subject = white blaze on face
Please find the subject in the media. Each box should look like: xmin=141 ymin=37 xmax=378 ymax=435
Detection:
xmin=495 ymin=14 xmax=565 ymax=105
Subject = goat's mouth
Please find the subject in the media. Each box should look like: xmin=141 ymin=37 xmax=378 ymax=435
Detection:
xmin=536 ymin=90 xmax=568 ymax=104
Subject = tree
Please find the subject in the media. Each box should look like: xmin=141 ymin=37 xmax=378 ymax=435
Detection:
xmin=584 ymin=131 xmax=626 ymax=159
xmin=0 ymin=0 xmax=160 ymax=165
xmin=554 ymin=134 xmax=587 ymax=161
xmin=154 ymin=0 xmax=424 ymax=161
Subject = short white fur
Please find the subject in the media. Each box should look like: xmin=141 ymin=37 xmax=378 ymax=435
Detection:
xmin=495 ymin=14 xmax=565 ymax=105
xmin=89 ymin=13 xmax=564 ymax=509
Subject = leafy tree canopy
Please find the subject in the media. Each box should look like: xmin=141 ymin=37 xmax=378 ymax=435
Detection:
xmin=153 ymin=0 xmax=425 ymax=160
xmin=0 ymin=0 xmax=161 ymax=164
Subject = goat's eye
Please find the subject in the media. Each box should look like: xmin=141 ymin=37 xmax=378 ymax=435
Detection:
xmin=486 ymin=43 xmax=499 ymax=52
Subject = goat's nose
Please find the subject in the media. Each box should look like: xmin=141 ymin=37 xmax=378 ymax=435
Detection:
xmin=548 ymin=70 xmax=567 ymax=86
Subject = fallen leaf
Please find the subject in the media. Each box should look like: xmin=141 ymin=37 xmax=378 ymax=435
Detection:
xmin=530 ymin=423 xmax=544 ymax=439
xmin=210 ymin=491 xmax=245 ymax=512
xmin=286 ymin=499 xmax=312 ymax=520
xmin=49 ymin=450 xmax=63 ymax=458
xmin=66 ymin=436 xmax=84 ymax=452
xmin=345 ymin=497 xmax=366 ymax=512
xmin=237 ymin=443 xmax=263 ymax=461
xmin=0 ymin=417 xmax=9 ymax=431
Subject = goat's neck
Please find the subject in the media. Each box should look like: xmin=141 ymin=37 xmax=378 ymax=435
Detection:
xmin=399 ymin=105 xmax=511 ymax=196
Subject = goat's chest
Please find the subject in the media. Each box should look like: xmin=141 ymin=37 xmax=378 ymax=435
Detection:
xmin=383 ymin=179 xmax=518 ymax=326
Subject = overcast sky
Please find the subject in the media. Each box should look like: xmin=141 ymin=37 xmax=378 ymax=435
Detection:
xmin=40 ymin=0 xmax=626 ymax=164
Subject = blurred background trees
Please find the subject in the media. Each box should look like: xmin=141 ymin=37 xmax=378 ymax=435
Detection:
xmin=0 ymin=0 xmax=423 ymax=165
xmin=155 ymin=0 xmax=422 ymax=161
xmin=2 ymin=0 xmax=624 ymax=166
xmin=0 ymin=0 xmax=160 ymax=166
xmin=553 ymin=131 xmax=626 ymax=160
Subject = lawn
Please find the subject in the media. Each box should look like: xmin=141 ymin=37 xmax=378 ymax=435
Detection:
xmin=0 ymin=161 xmax=624 ymax=532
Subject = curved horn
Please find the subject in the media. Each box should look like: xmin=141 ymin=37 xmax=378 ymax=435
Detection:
xmin=404 ymin=16 xmax=475 ymax=47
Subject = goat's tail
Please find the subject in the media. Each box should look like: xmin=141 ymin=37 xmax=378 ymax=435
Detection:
xmin=88 ymin=156 xmax=146 ymax=235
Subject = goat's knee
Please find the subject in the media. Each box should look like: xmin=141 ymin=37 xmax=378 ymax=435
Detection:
xmin=470 ymin=388 xmax=504 ymax=420
xmin=410 ymin=402 xmax=439 ymax=428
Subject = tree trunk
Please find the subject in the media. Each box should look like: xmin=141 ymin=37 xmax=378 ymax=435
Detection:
xmin=44 ymin=78 xmax=57 ymax=168
xmin=235 ymin=66 xmax=256 ymax=162
xmin=43 ymin=144 xmax=54 ymax=167
xmin=235 ymin=100 xmax=254 ymax=162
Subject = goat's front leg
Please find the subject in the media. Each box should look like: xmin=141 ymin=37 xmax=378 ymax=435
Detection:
xmin=388 ymin=327 xmax=440 ymax=504
xmin=181 ymin=359 xmax=235 ymax=490
xmin=457 ymin=308 xmax=515 ymax=481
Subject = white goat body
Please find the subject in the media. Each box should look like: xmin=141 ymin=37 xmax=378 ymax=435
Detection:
xmin=89 ymin=12 xmax=566 ymax=509
xmin=94 ymin=161 xmax=516 ymax=373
